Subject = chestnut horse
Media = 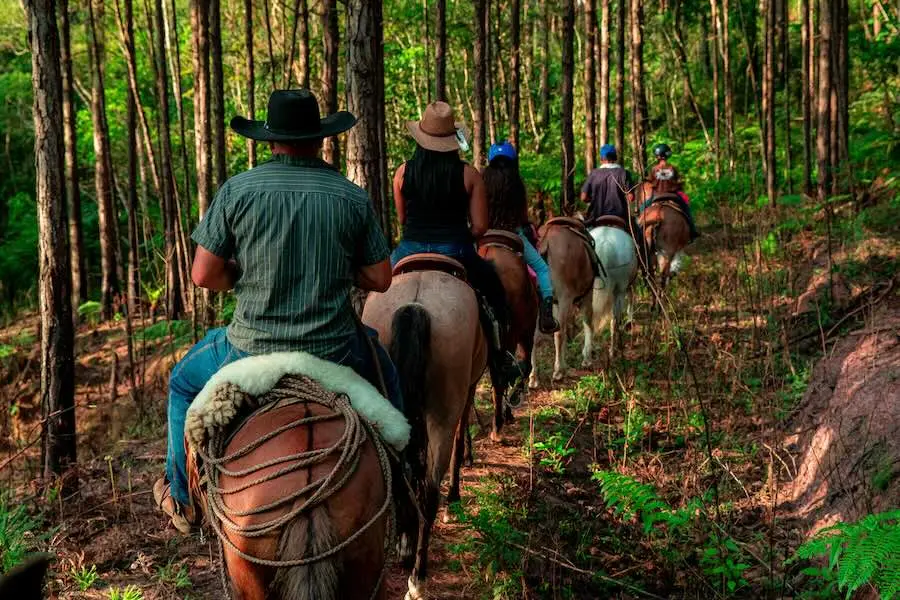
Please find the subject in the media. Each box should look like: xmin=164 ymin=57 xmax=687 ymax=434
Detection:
xmin=187 ymin=375 xmax=393 ymax=600
xmin=635 ymin=182 xmax=691 ymax=289
xmin=363 ymin=269 xmax=488 ymax=600
xmin=478 ymin=232 xmax=538 ymax=441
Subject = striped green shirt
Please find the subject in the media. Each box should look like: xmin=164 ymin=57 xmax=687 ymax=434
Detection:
xmin=191 ymin=155 xmax=389 ymax=356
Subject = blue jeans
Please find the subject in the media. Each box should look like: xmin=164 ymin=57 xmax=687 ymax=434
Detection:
xmin=165 ymin=326 xmax=402 ymax=506
xmin=391 ymin=239 xmax=471 ymax=264
xmin=517 ymin=228 xmax=553 ymax=300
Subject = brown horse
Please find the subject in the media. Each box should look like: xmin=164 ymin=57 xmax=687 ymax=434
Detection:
xmin=531 ymin=220 xmax=595 ymax=384
xmin=478 ymin=231 xmax=538 ymax=441
xmin=187 ymin=370 xmax=396 ymax=600
xmin=635 ymin=182 xmax=692 ymax=289
xmin=363 ymin=267 xmax=488 ymax=600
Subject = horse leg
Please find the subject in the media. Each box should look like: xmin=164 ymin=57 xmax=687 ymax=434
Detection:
xmin=659 ymin=254 xmax=672 ymax=291
xmin=528 ymin=331 xmax=540 ymax=389
xmin=464 ymin=424 xmax=474 ymax=466
xmin=552 ymin=296 xmax=572 ymax=381
xmin=407 ymin=483 xmax=440 ymax=600
xmin=581 ymin=288 xmax=595 ymax=368
xmin=490 ymin=384 xmax=505 ymax=442
xmin=448 ymin=390 xmax=475 ymax=504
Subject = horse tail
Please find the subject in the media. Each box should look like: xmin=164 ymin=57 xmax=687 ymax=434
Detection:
xmin=271 ymin=504 xmax=340 ymax=600
xmin=389 ymin=303 xmax=431 ymax=495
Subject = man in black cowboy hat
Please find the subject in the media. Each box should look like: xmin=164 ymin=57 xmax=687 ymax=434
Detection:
xmin=154 ymin=89 xmax=402 ymax=533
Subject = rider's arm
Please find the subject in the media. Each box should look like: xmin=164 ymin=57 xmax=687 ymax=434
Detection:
xmin=466 ymin=165 xmax=489 ymax=238
xmin=192 ymin=246 xmax=240 ymax=291
xmin=393 ymin=164 xmax=407 ymax=225
xmin=355 ymin=259 xmax=392 ymax=293
xmin=354 ymin=193 xmax=393 ymax=293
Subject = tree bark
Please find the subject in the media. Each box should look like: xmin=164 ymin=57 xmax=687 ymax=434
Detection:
xmin=191 ymin=0 xmax=211 ymax=218
xmin=710 ymin=0 xmax=722 ymax=178
xmin=26 ymin=0 xmax=77 ymax=488
xmin=486 ymin=0 xmax=497 ymax=144
xmin=599 ymin=0 xmax=610 ymax=145
xmin=801 ymin=0 xmax=812 ymax=193
xmin=321 ymin=0 xmax=340 ymax=167
xmin=764 ymin=0 xmax=777 ymax=205
xmin=615 ymin=0 xmax=626 ymax=156
xmin=87 ymin=0 xmax=119 ymax=320
xmin=629 ymin=0 xmax=647 ymax=176
xmin=781 ymin=0 xmax=793 ymax=193
xmin=510 ymin=0 xmax=521 ymax=148
xmin=436 ymin=0 xmax=447 ymax=101
xmin=263 ymin=0 xmax=277 ymax=89
xmin=209 ymin=0 xmax=226 ymax=190
xmin=59 ymin=0 xmax=86 ymax=314
xmin=539 ymin=0 xmax=550 ymax=130
xmin=562 ymin=0 xmax=576 ymax=213
xmin=722 ymin=0 xmax=735 ymax=171
xmin=835 ymin=0 xmax=849 ymax=176
xmin=246 ymin=0 xmax=257 ymax=167
xmin=584 ymin=0 xmax=597 ymax=172
xmin=286 ymin=0 xmax=309 ymax=87
xmin=347 ymin=0 xmax=390 ymax=236
xmin=816 ymin=0 xmax=832 ymax=204
xmin=155 ymin=0 xmax=183 ymax=318
xmin=121 ymin=0 xmax=140 ymax=316
xmin=474 ymin=0 xmax=488 ymax=167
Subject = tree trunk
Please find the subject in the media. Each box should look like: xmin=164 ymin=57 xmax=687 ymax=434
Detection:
xmin=26 ymin=0 xmax=77 ymax=488
xmin=816 ymin=0 xmax=832 ymax=204
xmin=209 ymin=0 xmax=226 ymax=189
xmin=764 ymin=0 xmax=777 ymax=205
xmin=801 ymin=0 xmax=812 ymax=193
xmin=436 ymin=0 xmax=447 ymax=101
xmin=721 ymin=0 xmax=735 ymax=170
xmin=782 ymin=0 xmax=793 ymax=193
xmin=599 ymin=0 xmax=610 ymax=145
xmin=710 ymin=0 xmax=722 ymax=178
xmin=835 ymin=0 xmax=849 ymax=177
xmin=121 ymin=0 xmax=140 ymax=316
xmin=539 ymin=0 xmax=550 ymax=130
xmin=510 ymin=0 xmax=521 ymax=148
xmin=246 ymin=0 xmax=257 ymax=167
xmin=629 ymin=0 xmax=647 ymax=176
xmin=562 ymin=0 xmax=576 ymax=213
xmin=263 ymin=0 xmax=277 ymax=89
xmin=584 ymin=0 xmax=597 ymax=172
xmin=191 ymin=0 xmax=211 ymax=217
xmin=155 ymin=0 xmax=183 ymax=318
xmin=474 ymin=0 xmax=488 ymax=167
xmin=87 ymin=0 xmax=119 ymax=321
xmin=321 ymin=0 xmax=340 ymax=167
xmin=346 ymin=0 xmax=390 ymax=235
xmin=699 ymin=11 xmax=712 ymax=79
xmin=59 ymin=0 xmax=86 ymax=314
xmin=615 ymin=0 xmax=626 ymax=157
xmin=486 ymin=0 xmax=497 ymax=144
xmin=286 ymin=0 xmax=309 ymax=87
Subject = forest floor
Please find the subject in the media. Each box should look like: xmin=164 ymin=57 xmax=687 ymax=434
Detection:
xmin=1 ymin=191 xmax=899 ymax=599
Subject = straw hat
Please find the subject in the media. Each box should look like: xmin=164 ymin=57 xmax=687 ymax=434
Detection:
xmin=406 ymin=101 xmax=469 ymax=152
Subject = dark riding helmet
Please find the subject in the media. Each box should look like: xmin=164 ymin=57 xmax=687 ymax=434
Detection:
xmin=653 ymin=143 xmax=672 ymax=160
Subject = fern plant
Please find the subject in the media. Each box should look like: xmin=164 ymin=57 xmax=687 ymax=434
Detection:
xmin=791 ymin=510 xmax=900 ymax=600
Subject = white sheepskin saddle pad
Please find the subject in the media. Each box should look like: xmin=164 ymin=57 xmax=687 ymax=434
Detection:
xmin=185 ymin=352 xmax=410 ymax=453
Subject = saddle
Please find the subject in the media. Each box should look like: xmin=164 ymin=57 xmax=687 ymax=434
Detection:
xmin=646 ymin=193 xmax=690 ymax=221
xmin=591 ymin=215 xmax=629 ymax=231
xmin=392 ymin=252 xmax=467 ymax=281
xmin=477 ymin=229 xmax=524 ymax=254
xmin=541 ymin=216 xmax=606 ymax=280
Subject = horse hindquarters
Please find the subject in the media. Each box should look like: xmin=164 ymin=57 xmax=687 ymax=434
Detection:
xmin=270 ymin=506 xmax=339 ymax=600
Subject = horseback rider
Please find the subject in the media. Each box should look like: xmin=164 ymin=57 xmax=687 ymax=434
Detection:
xmin=580 ymin=144 xmax=637 ymax=231
xmin=482 ymin=141 xmax=560 ymax=334
xmin=391 ymin=101 xmax=522 ymax=385
xmin=154 ymin=89 xmax=403 ymax=533
xmin=644 ymin=143 xmax=699 ymax=240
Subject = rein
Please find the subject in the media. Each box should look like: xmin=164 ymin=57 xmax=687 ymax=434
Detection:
xmin=197 ymin=374 xmax=393 ymax=599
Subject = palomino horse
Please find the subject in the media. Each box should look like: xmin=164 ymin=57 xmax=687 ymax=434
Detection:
xmin=478 ymin=230 xmax=538 ymax=441
xmin=635 ymin=182 xmax=691 ymax=289
xmin=363 ymin=257 xmax=488 ymax=600
xmin=185 ymin=354 xmax=409 ymax=600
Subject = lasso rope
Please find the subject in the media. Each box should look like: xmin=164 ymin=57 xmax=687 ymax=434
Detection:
xmin=196 ymin=374 xmax=393 ymax=599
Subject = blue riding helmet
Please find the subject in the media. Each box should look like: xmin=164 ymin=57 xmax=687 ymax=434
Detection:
xmin=600 ymin=144 xmax=617 ymax=160
xmin=489 ymin=140 xmax=518 ymax=162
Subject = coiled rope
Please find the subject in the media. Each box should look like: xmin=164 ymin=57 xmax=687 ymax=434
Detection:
xmin=195 ymin=374 xmax=393 ymax=599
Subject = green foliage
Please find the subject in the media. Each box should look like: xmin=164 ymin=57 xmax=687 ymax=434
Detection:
xmin=155 ymin=560 xmax=192 ymax=590
xmin=591 ymin=470 xmax=690 ymax=534
xmin=107 ymin=585 xmax=144 ymax=600
xmin=72 ymin=564 xmax=100 ymax=591
xmin=134 ymin=320 xmax=192 ymax=347
xmin=791 ymin=510 xmax=900 ymax=600
xmin=532 ymin=432 xmax=576 ymax=474
xmin=0 ymin=495 xmax=43 ymax=572
xmin=700 ymin=532 xmax=751 ymax=594
xmin=78 ymin=301 xmax=103 ymax=325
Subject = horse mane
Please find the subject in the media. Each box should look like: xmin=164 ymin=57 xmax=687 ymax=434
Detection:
xmin=271 ymin=504 xmax=340 ymax=600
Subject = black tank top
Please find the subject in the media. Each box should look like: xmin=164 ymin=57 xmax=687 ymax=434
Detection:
xmin=401 ymin=159 xmax=471 ymax=244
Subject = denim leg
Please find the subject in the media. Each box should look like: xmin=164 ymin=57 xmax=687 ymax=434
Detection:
xmin=165 ymin=328 xmax=248 ymax=505
xmin=519 ymin=230 xmax=553 ymax=300
xmin=391 ymin=240 xmax=430 ymax=266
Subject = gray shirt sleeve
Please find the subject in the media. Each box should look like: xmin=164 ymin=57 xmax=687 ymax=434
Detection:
xmin=356 ymin=199 xmax=390 ymax=267
xmin=192 ymin=182 xmax=235 ymax=259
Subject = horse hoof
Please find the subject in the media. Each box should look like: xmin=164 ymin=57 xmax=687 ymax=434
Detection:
xmin=528 ymin=375 xmax=539 ymax=389
xmin=441 ymin=507 xmax=457 ymax=524
xmin=490 ymin=430 xmax=502 ymax=443
xmin=406 ymin=576 xmax=427 ymax=600
xmin=551 ymin=371 xmax=565 ymax=382
xmin=581 ymin=359 xmax=592 ymax=369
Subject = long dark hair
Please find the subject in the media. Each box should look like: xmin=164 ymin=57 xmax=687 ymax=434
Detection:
xmin=483 ymin=155 xmax=527 ymax=229
xmin=402 ymin=144 xmax=464 ymax=205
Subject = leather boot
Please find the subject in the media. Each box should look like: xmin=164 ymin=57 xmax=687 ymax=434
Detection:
xmin=539 ymin=297 xmax=560 ymax=334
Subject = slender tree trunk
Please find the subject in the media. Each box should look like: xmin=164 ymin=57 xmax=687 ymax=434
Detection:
xmin=321 ymin=0 xmax=340 ymax=167
xmin=263 ymin=0 xmax=277 ymax=89
xmin=347 ymin=0 xmax=389 ymax=235
xmin=539 ymin=0 xmax=550 ymax=130
xmin=87 ymin=0 xmax=119 ymax=320
xmin=210 ymin=0 xmax=226 ymax=190
xmin=710 ymin=0 xmax=722 ymax=178
xmin=510 ymin=0 xmax=521 ymax=147
xmin=562 ymin=0 xmax=576 ymax=213
xmin=120 ymin=0 xmax=140 ymax=316
xmin=782 ymin=0 xmax=793 ymax=193
xmin=722 ymin=0 xmax=735 ymax=170
xmin=630 ymin=0 xmax=647 ymax=176
xmin=246 ymin=0 xmax=257 ymax=167
xmin=816 ymin=0 xmax=832 ymax=204
xmin=436 ymin=0 xmax=447 ymax=100
xmin=584 ymin=0 xmax=597 ymax=172
xmin=615 ymin=0 xmax=626 ymax=156
xmin=59 ymin=0 xmax=86 ymax=314
xmin=762 ymin=0 xmax=777 ymax=205
xmin=835 ymin=0 xmax=849 ymax=178
xmin=155 ymin=0 xmax=183 ymax=318
xmin=599 ymin=0 xmax=610 ymax=145
xmin=26 ymin=0 xmax=77 ymax=488
xmin=474 ymin=0 xmax=488 ymax=166
xmin=669 ymin=4 xmax=712 ymax=146
xmin=699 ymin=11 xmax=712 ymax=79
xmin=191 ymin=0 xmax=211 ymax=217
xmin=486 ymin=0 xmax=497 ymax=144
xmin=286 ymin=0 xmax=309 ymax=87
xmin=801 ymin=0 xmax=812 ymax=193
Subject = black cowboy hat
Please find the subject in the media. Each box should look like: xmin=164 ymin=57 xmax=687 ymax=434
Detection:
xmin=230 ymin=89 xmax=357 ymax=142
